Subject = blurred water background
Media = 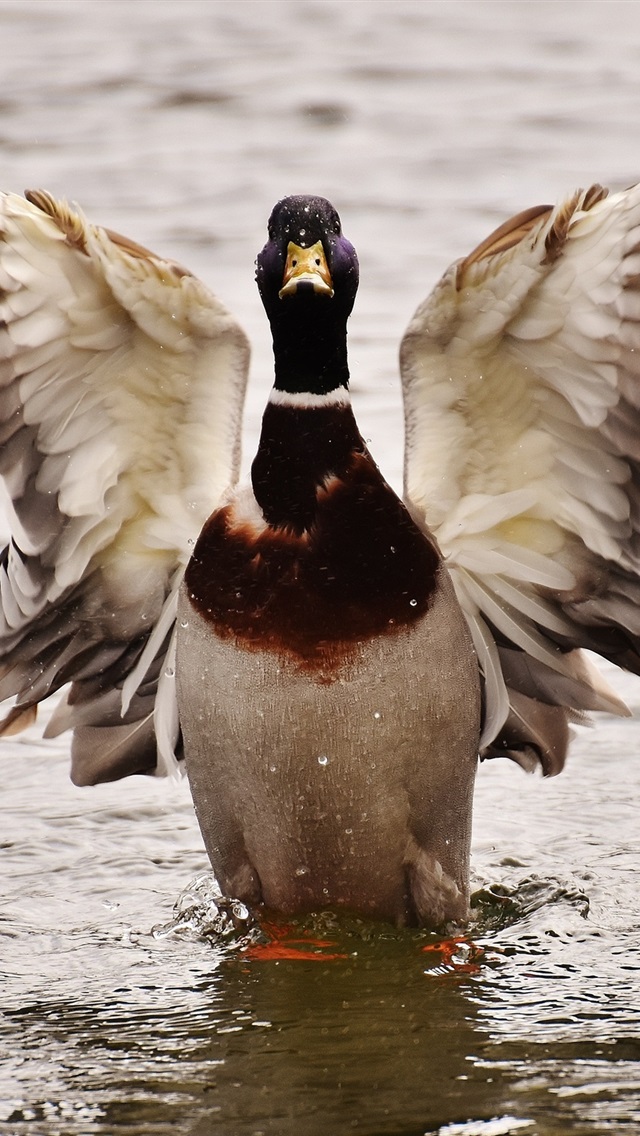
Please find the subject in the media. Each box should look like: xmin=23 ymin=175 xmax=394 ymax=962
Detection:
xmin=0 ymin=2 xmax=639 ymax=1134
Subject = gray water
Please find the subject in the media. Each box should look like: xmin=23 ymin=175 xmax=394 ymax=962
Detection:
xmin=1 ymin=2 xmax=639 ymax=1133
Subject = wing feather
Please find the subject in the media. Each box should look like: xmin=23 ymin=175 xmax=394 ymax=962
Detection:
xmin=402 ymin=183 xmax=640 ymax=772
xmin=0 ymin=189 xmax=249 ymax=781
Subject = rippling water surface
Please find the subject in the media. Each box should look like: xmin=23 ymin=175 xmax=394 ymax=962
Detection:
xmin=1 ymin=3 xmax=639 ymax=1134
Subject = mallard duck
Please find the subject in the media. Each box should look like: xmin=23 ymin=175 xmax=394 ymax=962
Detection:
xmin=1 ymin=184 xmax=639 ymax=927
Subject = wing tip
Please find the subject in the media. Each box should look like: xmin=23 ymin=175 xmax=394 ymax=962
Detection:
xmin=481 ymin=690 xmax=572 ymax=778
xmin=0 ymin=701 xmax=38 ymax=738
xmin=456 ymin=183 xmax=612 ymax=289
xmin=23 ymin=188 xmax=89 ymax=254
xmin=457 ymin=202 xmax=554 ymax=288
xmin=541 ymin=183 xmax=609 ymax=266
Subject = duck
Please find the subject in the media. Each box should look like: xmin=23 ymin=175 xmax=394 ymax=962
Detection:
xmin=1 ymin=183 xmax=639 ymax=927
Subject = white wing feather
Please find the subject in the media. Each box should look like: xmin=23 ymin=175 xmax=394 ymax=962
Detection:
xmin=0 ymin=190 xmax=249 ymax=782
xmin=401 ymin=184 xmax=640 ymax=772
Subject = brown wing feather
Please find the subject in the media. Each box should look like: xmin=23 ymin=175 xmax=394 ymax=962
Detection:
xmin=457 ymin=203 xmax=553 ymax=286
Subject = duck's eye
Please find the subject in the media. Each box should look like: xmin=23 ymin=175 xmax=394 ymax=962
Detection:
xmin=292 ymin=258 xmax=298 ymax=267
xmin=315 ymin=257 xmax=321 ymax=266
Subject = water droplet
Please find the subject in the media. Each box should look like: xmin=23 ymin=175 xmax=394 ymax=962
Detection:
xmin=345 ymin=828 xmax=353 ymax=836
xmin=317 ymin=754 xmax=329 ymax=766
xmin=409 ymin=598 xmax=418 ymax=607
xmin=165 ymin=666 xmax=175 ymax=678
xmin=295 ymin=866 xmax=308 ymax=877
xmin=269 ymin=764 xmax=277 ymax=773
xmin=373 ymin=711 xmax=382 ymax=721
xmin=180 ymin=619 xmax=189 ymax=629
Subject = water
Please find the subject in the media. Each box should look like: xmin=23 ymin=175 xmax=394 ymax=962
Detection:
xmin=1 ymin=2 xmax=640 ymax=1133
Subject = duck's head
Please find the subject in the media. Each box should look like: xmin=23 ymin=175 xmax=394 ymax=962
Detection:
xmin=256 ymin=196 xmax=359 ymax=395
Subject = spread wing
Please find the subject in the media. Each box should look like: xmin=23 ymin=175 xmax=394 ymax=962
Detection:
xmin=0 ymin=189 xmax=249 ymax=784
xmin=401 ymin=183 xmax=640 ymax=774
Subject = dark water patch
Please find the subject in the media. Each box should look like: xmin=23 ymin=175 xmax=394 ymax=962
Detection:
xmin=297 ymin=100 xmax=350 ymax=126
xmin=159 ymin=90 xmax=236 ymax=109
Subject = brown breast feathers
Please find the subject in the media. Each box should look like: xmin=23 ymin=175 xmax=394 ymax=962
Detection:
xmin=185 ymin=401 xmax=441 ymax=670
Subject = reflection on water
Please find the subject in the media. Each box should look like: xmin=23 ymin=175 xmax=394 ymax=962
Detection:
xmin=4 ymin=878 xmax=638 ymax=1135
xmin=1 ymin=2 xmax=640 ymax=1133
xmin=0 ymin=914 xmax=518 ymax=1136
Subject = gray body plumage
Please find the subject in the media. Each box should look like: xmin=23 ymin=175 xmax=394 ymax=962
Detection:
xmin=177 ymin=562 xmax=480 ymax=926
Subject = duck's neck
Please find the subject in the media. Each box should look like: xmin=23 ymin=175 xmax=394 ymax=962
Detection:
xmin=252 ymin=300 xmax=362 ymax=531
xmin=269 ymin=301 xmax=350 ymax=396
xmin=251 ymin=386 xmax=364 ymax=533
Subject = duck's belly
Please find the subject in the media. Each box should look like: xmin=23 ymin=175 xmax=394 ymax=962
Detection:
xmin=176 ymin=576 xmax=480 ymax=927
